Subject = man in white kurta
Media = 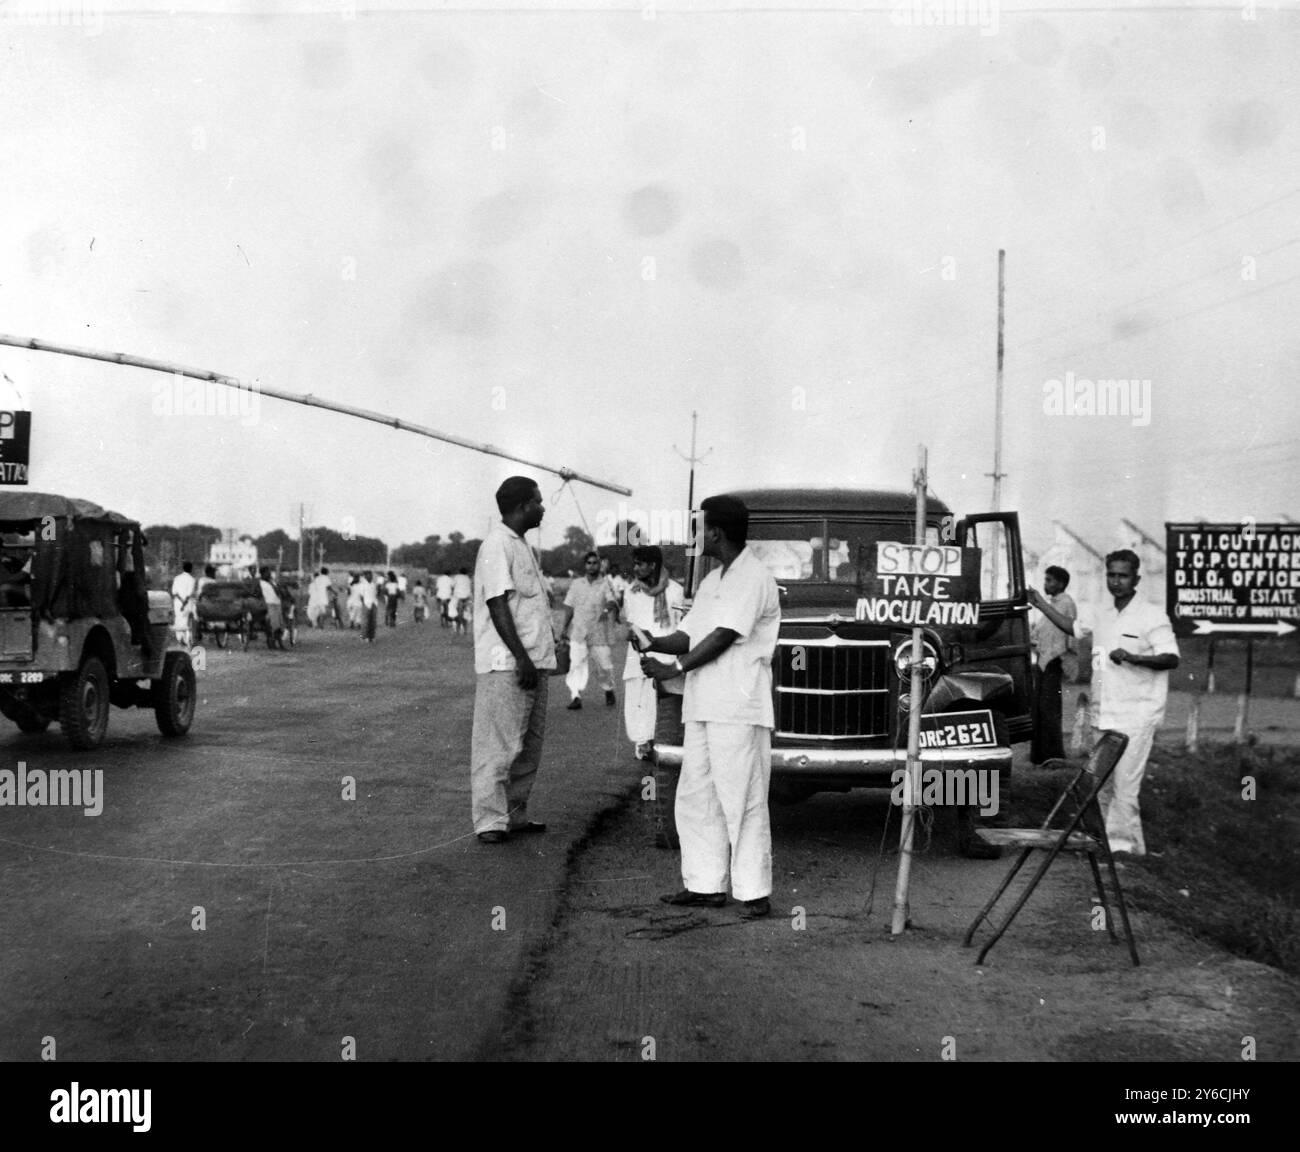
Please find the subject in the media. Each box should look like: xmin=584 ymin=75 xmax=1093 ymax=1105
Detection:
xmin=640 ymin=496 xmax=781 ymax=916
xmin=1031 ymin=550 xmax=1178 ymax=856
xmin=621 ymin=548 xmax=685 ymax=755
xmin=561 ymin=552 xmax=618 ymax=708
xmin=170 ymin=562 xmax=197 ymax=644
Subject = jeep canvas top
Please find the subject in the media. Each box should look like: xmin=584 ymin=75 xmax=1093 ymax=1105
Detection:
xmin=0 ymin=491 xmax=196 ymax=748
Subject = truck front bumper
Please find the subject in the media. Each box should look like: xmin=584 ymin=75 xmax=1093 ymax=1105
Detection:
xmin=653 ymin=742 xmax=1013 ymax=780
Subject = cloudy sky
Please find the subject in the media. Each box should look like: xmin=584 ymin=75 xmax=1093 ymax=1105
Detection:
xmin=1 ymin=0 xmax=1296 ymax=566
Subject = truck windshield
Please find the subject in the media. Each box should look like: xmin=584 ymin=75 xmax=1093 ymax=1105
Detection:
xmin=743 ymin=518 xmax=943 ymax=584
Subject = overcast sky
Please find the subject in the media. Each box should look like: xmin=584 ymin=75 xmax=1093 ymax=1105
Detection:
xmin=1 ymin=0 xmax=1296 ymax=567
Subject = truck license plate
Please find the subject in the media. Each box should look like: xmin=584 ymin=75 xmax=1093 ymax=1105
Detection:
xmin=918 ymin=709 xmax=998 ymax=749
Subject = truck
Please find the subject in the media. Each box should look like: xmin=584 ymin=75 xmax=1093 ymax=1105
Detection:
xmin=0 ymin=492 xmax=197 ymax=748
xmin=655 ymin=488 xmax=1033 ymax=854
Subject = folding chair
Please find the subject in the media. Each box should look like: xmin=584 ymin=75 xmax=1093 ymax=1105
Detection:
xmin=963 ymin=729 xmax=1140 ymax=966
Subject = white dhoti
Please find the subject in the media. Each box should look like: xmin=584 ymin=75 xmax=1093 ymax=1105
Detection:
xmin=565 ymin=640 xmax=615 ymax=699
xmin=623 ymin=676 xmax=657 ymax=745
xmin=1100 ymin=719 xmax=1158 ymax=856
xmin=676 ymin=720 xmax=772 ymax=902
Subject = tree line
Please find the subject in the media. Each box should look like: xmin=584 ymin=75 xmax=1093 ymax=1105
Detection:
xmin=144 ymin=519 xmax=690 ymax=579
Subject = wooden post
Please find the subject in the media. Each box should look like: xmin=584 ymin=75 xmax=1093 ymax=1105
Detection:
xmin=1186 ymin=692 xmax=1200 ymax=754
xmin=891 ymin=445 xmax=928 ymax=937
xmin=1233 ymin=638 xmax=1254 ymax=745
xmin=1070 ymin=691 xmax=1091 ymax=757
xmin=1206 ymin=636 xmax=1217 ymax=695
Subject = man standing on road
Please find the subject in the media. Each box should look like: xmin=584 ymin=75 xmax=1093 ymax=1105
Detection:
xmin=308 ymin=567 xmax=333 ymax=629
xmin=435 ymin=571 xmax=454 ymax=627
xmin=1030 ymin=549 xmax=1179 ymax=858
xmin=639 ymin=495 xmax=781 ymax=918
xmin=470 ymin=476 xmax=556 ymax=844
xmin=560 ymin=551 xmax=619 ymax=710
xmin=171 ymin=561 xmax=197 ymax=646
xmin=453 ymin=567 xmax=473 ymax=635
xmin=620 ymin=546 xmax=686 ymax=847
xmin=357 ymin=569 xmax=379 ymax=643
xmin=1030 ymin=564 xmax=1077 ymax=765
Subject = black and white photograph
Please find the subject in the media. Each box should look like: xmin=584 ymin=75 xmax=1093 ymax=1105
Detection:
xmin=0 ymin=0 xmax=1294 ymax=1113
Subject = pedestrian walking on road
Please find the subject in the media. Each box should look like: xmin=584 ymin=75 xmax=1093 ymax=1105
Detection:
xmin=1030 ymin=549 xmax=1179 ymax=857
xmin=308 ymin=567 xmax=333 ymax=628
xmin=639 ymin=495 xmax=781 ymax=918
xmin=358 ymin=569 xmax=379 ymax=642
xmin=560 ymin=551 xmax=619 ymax=710
xmin=436 ymin=571 xmax=454 ymax=627
xmin=469 ymin=476 xmax=556 ymax=844
xmin=384 ymin=570 xmax=401 ymax=627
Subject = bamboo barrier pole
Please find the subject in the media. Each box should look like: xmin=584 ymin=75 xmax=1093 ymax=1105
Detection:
xmin=0 ymin=333 xmax=632 ymax=496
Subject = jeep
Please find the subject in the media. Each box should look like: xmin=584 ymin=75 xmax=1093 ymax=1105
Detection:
xmin=656 ymin=489 xmax=1032 ymax=840
xmin=0 ymin=493 xmax=196 ymax=748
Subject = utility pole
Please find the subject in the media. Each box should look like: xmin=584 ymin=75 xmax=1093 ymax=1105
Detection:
xmin=297 ymin=503 xmax=305 ymax=579
xmin=1121 ymin=518 xmax=1166 ymax=554
xmin=674 ymin=411 xmax=712 ymax=591
xmin=1052 ymin=520 xmax=1105 ymax=562
xmin=987 ymin=250 xmax=1006 ymax=593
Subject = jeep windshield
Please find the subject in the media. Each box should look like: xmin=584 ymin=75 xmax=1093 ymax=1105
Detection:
xmin=747 ymin=518 xmax=943 ymax=585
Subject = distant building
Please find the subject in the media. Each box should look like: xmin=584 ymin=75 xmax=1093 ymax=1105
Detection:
xmin=209 ymin=534 xmax=258 ymax=577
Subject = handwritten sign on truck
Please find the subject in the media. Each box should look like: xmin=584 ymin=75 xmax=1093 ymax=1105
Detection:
xmin=855 ymin=542 xmax=981 ymax=627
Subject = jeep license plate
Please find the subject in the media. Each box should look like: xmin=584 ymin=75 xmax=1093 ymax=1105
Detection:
xmin=918 ymin=709 xmax=998 ymax=749
xmin=0 ymin=671 xmax=51 ymax=685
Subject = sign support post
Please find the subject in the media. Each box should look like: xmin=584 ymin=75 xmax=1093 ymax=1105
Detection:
xmin=891 ymin=445 xmax=928 ymax=937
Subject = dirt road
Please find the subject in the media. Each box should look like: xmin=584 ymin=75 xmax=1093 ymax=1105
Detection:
xmin=1 ymin=621 xmax=1294 ymax=1064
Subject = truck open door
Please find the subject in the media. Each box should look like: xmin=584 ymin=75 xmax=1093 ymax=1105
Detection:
xmin=955 ymin=511 xmax=1033 ymax=743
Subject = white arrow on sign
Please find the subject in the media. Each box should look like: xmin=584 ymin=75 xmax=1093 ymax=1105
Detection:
xmin=1192 ymin=620 xmax=1296 ymax=636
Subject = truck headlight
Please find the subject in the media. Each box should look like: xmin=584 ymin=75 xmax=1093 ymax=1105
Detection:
xmin=893 ymin=638 xmax=939 ymax=679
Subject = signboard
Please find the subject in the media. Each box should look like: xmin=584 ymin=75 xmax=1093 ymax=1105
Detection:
xmin=0 ymin=411 xmax=31 ymax=485
xmin=855 ymin=541 xmax=981 ymax=626
xmin=918 ymin=709 xmax=998 ymax=750
xmin=1166 ymin=522 xmax=1299 ymax=638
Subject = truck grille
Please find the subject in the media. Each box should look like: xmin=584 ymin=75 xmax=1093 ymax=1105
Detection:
xmin=774 ymin=637 xmax=891 ymax=740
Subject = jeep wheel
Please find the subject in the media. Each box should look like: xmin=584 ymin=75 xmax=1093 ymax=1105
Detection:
xmin=60 ymin=657 xmax=110 ymax=750
xmin=153 ymin=651 xmax=195 ymax=737
xmin=213 ymin=629 xmax=227 ymax=649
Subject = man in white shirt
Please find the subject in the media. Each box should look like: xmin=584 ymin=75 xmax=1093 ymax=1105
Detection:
xmin=435 ymin=571 xmax=454 ymax=627
xmin=1030 ymin=549 xmax=1179 ymax=857
xmin=171 ymin=561 xmax=197 ymax=645
xmin=1030 ymin=564 xmax=1078 ymax=765
xmin=452 ymin=568 xmax=473 ymax=634
xmin=470 ymin=476 xmax=557 ymax=843
xmin=357 ymin=570 xmax=379 ymax=643
xmin=307 ymin=567 xmax=333 ymax=628
xmin=621 ymin=545 xmax=686 ymax=847
xmin=560 ymin=552 xmax=619 ymax=710
xmin=640 ymin=496 xmax=781 ymax=918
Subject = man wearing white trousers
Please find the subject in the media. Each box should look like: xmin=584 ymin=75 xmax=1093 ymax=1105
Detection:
xmin=639 ymin=495 xmax=781 ymax=918
xmin=560 ymin=551 xmax=619 ymax=710
xmin=1030 ymin=549 xmax=1179 ymax=857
